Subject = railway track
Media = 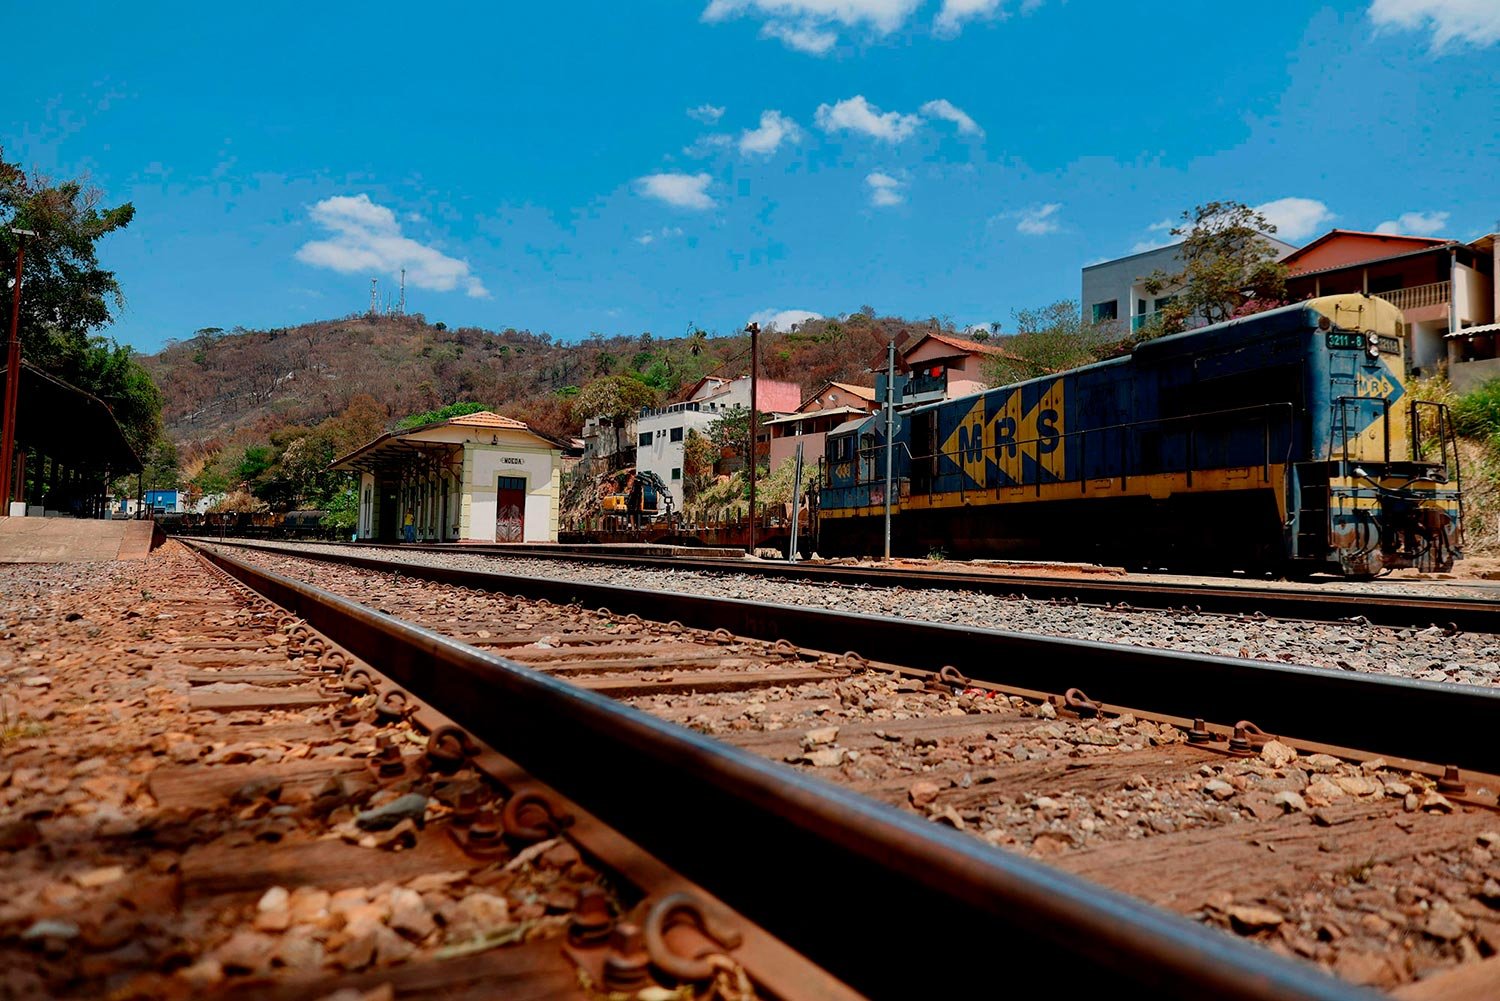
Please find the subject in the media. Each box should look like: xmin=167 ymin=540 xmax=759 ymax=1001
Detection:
xmin=3 ymin=543 xmax=848 ymax=1000
xmin=266 ymin=539 xmax=1500 ymax=634
xmin=182 ymin=539 xmax=1500 ymax=996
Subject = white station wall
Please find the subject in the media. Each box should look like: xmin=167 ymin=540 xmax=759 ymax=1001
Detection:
xmin=464 ymin=445 xmax=559 ymax=542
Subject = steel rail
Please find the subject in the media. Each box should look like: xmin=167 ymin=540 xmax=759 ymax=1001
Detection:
xmin=204 ymin=539 xmax=1499 ymax=775
xmin=188 ymin=540 xmax=1373 ymax=1001
xmin=322 ymin=539 xmax=1500 ymax=633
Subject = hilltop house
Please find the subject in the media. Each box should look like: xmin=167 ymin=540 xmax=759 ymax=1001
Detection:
xmin=765 ymin=381 xmax=880 ymax=473
xmin=1281 ymin=229 xmax=1498 ymax=386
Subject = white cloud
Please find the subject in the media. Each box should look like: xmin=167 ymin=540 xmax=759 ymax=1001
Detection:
xmin=684 ymin=133 xmax=734 ymax=157
xmin=866 ymin=171 xmax=904 ymax=206
xmin=703 ymin=0 xmax=923 ymax=54
xmin=636 ymin=226 xmax=685 ymax=246
xmin=1368 ymin=0 xmax=1500 ymax=49
xmin=739 ymin=110 xmax=803 ymax=155
xmin=761 ymin=20 xmax=839 ymax=52
xmin=935 ymin=0 xmax=1043 ymax=35
xmin=1130 ymin=239 xmax=1175 ymax=254
xmin=1254 ymin=197 xmax=1335 ymax=241
xmin=1375 ymin=210 xmax=1451 ymax=235
xmin=1015 ymin=203 xmax=1062 ymax=235
xmin=688 ymin=104 xmax=726 ymax=124
xmin=748 ymin=308 xmax=824 ymax=332
xmin=636 ymin=172 xmax=717 ymax=210
xmin=295 ymin=194 xmax=488 ymax=298
xmin=815 ymin=95 xmax=923 ymax=143
xmin=919 ymin=98 xmax=983 ymax=136
xmin=1128 ymin=218 xmax=1179 ymax=253
xmin=934 ymin=0 xmax=1000 ymax=35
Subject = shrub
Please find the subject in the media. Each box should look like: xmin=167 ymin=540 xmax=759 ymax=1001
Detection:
xmin=1451 ymin=379 xmax=1500 ymax=439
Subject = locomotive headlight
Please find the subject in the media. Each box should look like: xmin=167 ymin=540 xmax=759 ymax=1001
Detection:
xmin=1364 ymin=331 xmax=1380 ymax=359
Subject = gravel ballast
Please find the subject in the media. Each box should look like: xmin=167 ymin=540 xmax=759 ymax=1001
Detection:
xmin=232 ymin=542 xmax=1499 ymax=688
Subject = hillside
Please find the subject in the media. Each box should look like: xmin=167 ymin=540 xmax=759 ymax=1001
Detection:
xmin=142 ymin=309 xmax=944 ymax=497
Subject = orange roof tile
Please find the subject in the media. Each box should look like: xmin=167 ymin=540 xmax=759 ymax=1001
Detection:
xmin=447 ymin=411 xmax=530 ymax=430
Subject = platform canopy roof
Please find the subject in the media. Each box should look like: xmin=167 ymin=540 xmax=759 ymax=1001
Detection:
xmin=330 ymin=410 xmax=569 ymax=478
xmin=0 ymin=361 xmax=142 ymax=474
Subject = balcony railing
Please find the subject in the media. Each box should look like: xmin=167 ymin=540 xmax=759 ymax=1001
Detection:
xmin=1372 ymin=280 xmax=1450 ymax=313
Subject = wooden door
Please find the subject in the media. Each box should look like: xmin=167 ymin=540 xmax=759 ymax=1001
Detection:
xmin=495 ymin=476 xmax=526 ymax=542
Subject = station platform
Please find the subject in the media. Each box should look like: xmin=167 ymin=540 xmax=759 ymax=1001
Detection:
xmin=0 ymin=518 xmax=161 ymax=564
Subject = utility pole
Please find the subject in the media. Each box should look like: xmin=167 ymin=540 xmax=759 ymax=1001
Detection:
xmin=369 ymin=278 xmax=378 ymax=316
xmin=883 ymin=340 xmax=895 ymax=561
xmin=0 ymin=229 xmax=36 ymax=516
xmin=399 ymin=268 xmax=406 ymax=316
xmin=788 ymin=438 xmax=804 ymax=563
xmin=746 ymin=321 xmax=759 ymax=555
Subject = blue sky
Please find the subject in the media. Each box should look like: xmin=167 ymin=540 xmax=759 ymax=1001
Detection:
xmin=5 ymin=1 xmax=1497 ymax=353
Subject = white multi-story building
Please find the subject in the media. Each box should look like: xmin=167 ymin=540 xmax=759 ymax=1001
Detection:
xmin=1081 ymin=236 xmax=1298 ymax=334
xmin=635 ymin=375 xmax=803 ymax=509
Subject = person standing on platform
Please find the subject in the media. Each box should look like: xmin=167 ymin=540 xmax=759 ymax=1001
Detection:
xmin=403 ymin=508 xmax=416 ymax=543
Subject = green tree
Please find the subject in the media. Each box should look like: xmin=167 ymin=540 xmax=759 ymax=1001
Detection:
xmin=572 ymin=375 xmax=661 ymax=425
xmin=397 ymin=400 xmax=486 ymax=430
xmin=0 ymin=147 xmax=162 ymax=457
xmin=983 ymin=301 xmax=1119 ymax=385
xmin=682 ymin=428 xmax=716 ymax=502
xmin=1143 ymin=200 xmax=1289 ymax=334
xmin=236 ymin=446 xmax=273 ymax=484
xmin=322 ymin=484 xmax=359 ymax=533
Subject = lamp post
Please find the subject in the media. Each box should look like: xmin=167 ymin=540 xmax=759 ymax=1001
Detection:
xmin=0 ymin=228 xmax=36 ymax=515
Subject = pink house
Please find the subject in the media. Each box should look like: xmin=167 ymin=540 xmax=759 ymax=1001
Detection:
xmin=766 ymin=381 xmax=879 ymax=472
xmin=897 ymin=331 xmax=1016 ymax=401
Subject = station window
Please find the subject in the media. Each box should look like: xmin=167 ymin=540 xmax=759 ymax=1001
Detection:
xmin=638 ymin=432 xmax=652 ymax=447
xmin=1091 ymin=300 xmax=1118 ymax=322
xmin=669 ymin=426 xmax=683 ymax=442
xmin=671 ymin=467 xmax=682 ymax=480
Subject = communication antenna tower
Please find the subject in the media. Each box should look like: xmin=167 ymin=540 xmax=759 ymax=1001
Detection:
xmin=399 ymin=269 xmax=406 ymax=316
xmin=369 ymin=278 xmax=379 ymax=316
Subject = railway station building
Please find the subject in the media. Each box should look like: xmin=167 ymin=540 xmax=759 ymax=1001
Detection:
xmin=1 ymin=360 xmax=142 ymax=519
xmin=331 ymin=411 xmax=567 ymax=543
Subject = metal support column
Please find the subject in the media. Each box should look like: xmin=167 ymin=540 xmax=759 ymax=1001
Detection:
xmin=747 ymin=321 xmax=760 ymax=555
xmin=0 ymin=231 xmax=33 ymax=513
xmin=883 ymin=340 xmax=895 ymax=562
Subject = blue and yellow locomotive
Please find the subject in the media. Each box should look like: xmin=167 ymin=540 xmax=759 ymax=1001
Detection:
xmin=819 ymin=294 xmax=1463 ymax=576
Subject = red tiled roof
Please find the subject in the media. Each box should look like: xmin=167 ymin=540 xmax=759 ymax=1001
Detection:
xmin=828 ymin=381 xmax=877 ymax=401
xmin=447 ymin=411 xmax=531 ymax=430
xmin=905 ymin=330 xmax=1020 ymax=360
xmin=1281 ymin=229 xmax=1452 ymax=271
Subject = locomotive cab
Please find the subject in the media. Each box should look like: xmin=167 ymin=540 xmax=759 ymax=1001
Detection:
xmin=1296 ymin=297 xmax=1463 ymax=576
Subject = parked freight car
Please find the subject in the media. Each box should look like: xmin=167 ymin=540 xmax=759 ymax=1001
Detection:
xmin=819 ymin=294 xmax=1463 ymax=576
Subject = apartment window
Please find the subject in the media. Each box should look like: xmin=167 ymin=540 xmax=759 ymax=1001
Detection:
xmin=1153 ymin=295 xmax=1177 ymax=311
xmin=671 ymin=467 xmax=682 ymax=480
xmin=638 ymin=432 xmax=652 ymax=447
xmin=669 ymin=426 xmax=683 ymax=442
xmin=1137 ymin=298 xmax=1148 ymax=315
xmin=1091 ymin=300 xmax=1118 ymax=322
